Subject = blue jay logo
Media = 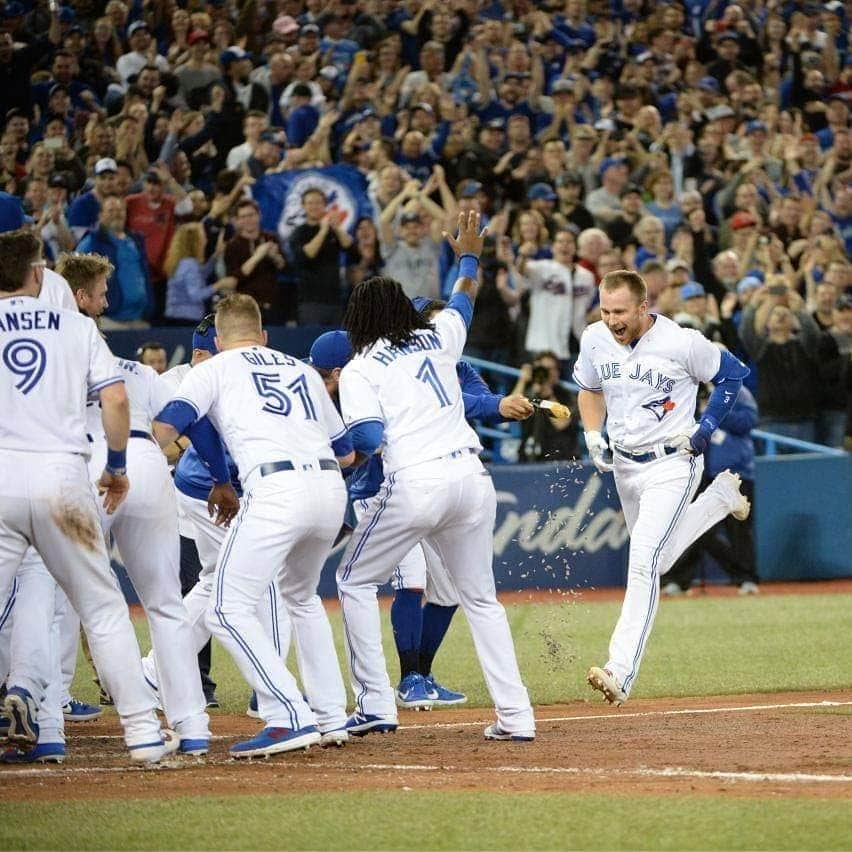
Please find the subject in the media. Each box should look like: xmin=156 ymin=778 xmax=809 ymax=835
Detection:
xmin=642 ymin=395 xmax=677 ymax=422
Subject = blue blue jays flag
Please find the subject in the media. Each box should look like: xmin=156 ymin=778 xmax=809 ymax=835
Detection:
xmin=252 ymin=165 xmax=373 ymax=243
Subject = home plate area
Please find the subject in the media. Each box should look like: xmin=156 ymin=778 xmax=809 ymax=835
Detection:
xmin=3 ymin=690 xmax=851 ymax=804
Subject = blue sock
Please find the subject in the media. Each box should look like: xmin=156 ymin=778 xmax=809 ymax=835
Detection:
xmin=391 ymin=588 xmax=423 ymax=678
xmin=419 ymin=603 xmax=458 ymax=676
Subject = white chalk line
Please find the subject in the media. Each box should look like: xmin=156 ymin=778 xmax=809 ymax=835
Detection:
xmin=58 ymin=698 xmax=852 ymax=740
xmin=3 ymin=760 xmax=851 ymax=786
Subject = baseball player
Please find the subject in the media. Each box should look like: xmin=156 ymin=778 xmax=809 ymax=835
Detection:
xmin=0 ymin=229 xmax=174 ymax=763
xmin=310 ymin=305 xmax=534 ymax=711
xmin=57 ymin=253 xmax=211 ymax=755
xmin=144 ymin=320 xmax=350 ymax=745
xmin=0 ymin=255 xmax=105 ymax=763
xmin=335 ymin=211 xmax=536 ymax=740
xmin=153 ymin=293 xmax=355 ymax=758
xmin=573 ymin=269 xmax=751 ymax=706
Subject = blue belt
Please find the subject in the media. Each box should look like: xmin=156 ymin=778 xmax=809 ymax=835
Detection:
xmin=260 ymin=459 xmax=339 ymax=476
xmin=130 ymin=430 xmax=154 ymax=442
xmin=615 ymin=445 xmax=678 ymax=464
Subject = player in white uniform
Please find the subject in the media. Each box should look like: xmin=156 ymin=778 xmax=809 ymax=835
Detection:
xmin=0 ymin=229 xmax=174 ymax=763
xmin=335 ymin=212 xmax=535 ymax=740
xmin=153 ymin=294 xmax=355 ymax=758
xmin=573 ymin=270 xmax=751 ymax=705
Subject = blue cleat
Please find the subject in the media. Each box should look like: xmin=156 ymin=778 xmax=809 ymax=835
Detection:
xmin=344 ymin=712 xmax=398 ymax=737
xmin=4 ymin=687 xmax=39 ymax=747
xmin=1 ymin=742 xmax=65 ymax=764
xmin=425 ymin=674 xmax=467 ymax=706
xmin=395 ymin=673 xmax=435 ymax=710
xmin=62 ymin=698 xmax=103 ymax=723
xmin=179 ymin=738 xmax=210 ymax=756
xmin=230 ymin=726 xmax=320 ymax=758
xmin=246 ymin=691 xmax=260 ymax=719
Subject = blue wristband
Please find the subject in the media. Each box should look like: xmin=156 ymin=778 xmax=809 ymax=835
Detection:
xmin=459 ymin=254 xmax=479 ymax=279
xmin=106 ymin=448 xmax=126 ymax=472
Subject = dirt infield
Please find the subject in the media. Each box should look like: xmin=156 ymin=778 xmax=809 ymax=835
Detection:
xmin=4 ymin=690 xmax=850 ymax=803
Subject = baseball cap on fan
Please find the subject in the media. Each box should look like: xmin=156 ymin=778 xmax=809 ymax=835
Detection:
xmin=94 ymin=157 xmax=118 ymax=175
xmin=309 ymin=330 xmax=352 ymax=370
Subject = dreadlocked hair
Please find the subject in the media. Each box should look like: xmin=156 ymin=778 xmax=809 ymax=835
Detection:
xmin=343 ymin=276 xmax=433 ymax=353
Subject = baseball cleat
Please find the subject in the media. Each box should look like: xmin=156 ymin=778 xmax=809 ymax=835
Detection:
xmin=4 ymin=687 xmax=39 ymax=747
xmin=587 ymin=666 xmax=628 ymax=706
xmin=230 ymin=725 xmax=320 ymax=758
xmin=395 ymin=673 xmax=436 ymax=710
xmin=343 ymin=712 xmax=398 ymax=737
xmin=179 ymin=738 xmax=210 ymax=756
xmin=62 ymin=698 xmax=103 ymax=723
xmin=319 ymin=727 xmax=349 ymax=748
xmin=246 ymin=691 xmax=260 ymax=719
xmin=484 ymin=723 xmax=535 ymax=741
xmin=205 ymin=692 xmax=220 ymax=709
xmin=716 ymin=470 xmax=751 ymax=520
xmin=425 ymin=674 xmax=467 ymax=706
xmin=1 ymin=742 xmax=65 ymax=764
xmin=128 ymin=729 xmax=180 ymax=764
xmin=662 ymin=582 xmax=684 ymax=597
xmin=738 ymin=581 xmax=760 ymax=596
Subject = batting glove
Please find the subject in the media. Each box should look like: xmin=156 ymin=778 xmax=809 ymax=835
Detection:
xmin=584 ymin=430 xmax=614 ymax=473
xmin=668 ymin=421 xmax=713 ymax=457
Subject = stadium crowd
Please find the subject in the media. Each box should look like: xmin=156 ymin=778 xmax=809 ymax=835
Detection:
xmin=0 ymin=0 xmax=849 ymax=451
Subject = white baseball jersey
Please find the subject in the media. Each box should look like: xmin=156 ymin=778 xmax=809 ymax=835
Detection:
xmin=39 ymin=268 xmax=77 ymax=312
xmin=87 ymin=358 xmax=172 ymax=444
xmin=521 ymin=260 xmax=595 ymax=360
xmin=0 ymin=296 xmax=122 ymax=456
xmin=573 ymin=314 xmax=722 ymax=450
xmin=159 ymin=362 xmax=191 ymax=395
xmin=338 ymin=308 xmax=480 ymax=475
xmin=171 ymin=345 xmax=346 ymax=488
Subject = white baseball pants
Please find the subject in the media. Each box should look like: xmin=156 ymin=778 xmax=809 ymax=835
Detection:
xmin=0 ymin=450 xmax=162 ymax=749
xmin=338 ymin=453 xmax=534 ymax=734
xmin=206 ymin=466 xmax=348 ymax=731
xmin=608 ymin=453 xmax=742 ymax=695
xmin=353 ymin=499 xmax=458 ymax=606
xmin=91 ymin=439 xmax=209 ymax=741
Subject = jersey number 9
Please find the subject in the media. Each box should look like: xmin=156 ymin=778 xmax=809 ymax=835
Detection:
xmin=3 ymin=338 xmax=47 ymax=395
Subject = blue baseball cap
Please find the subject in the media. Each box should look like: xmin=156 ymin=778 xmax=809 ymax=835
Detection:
xmin=192 ymin=315 xmax=217 ymax=354
xmin=737 ymin=276 xmax=762 ymax=295
xmin=746 ymin=119 xmax=768 ymax=135
xmin=310 ymin=330 xmax=352 ymax=370
xmin=599 ymin=156 xmax=626 ymax=177
xmin=528 ymin=182 xmax=557 ymax=201
xmin=680 ymin=281 xmax=706 ymax=300
xmin=697 ymin=76 xmax=720 ymax=93
xmin=0 ymin=191 xmax=29 ymax=233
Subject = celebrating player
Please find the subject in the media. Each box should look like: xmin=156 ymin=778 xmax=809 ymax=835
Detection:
xmin=573 ymin=269 xmax=752 ymax=706
xmin=0 ymin=230 xmax=174 ymax=763
xmin=335 ymin=210 xmax=536 ymax=741
xmin=153 ymin=294 xmax=355 ymax=758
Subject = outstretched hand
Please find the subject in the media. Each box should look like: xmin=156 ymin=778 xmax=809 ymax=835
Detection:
xmin=443 ymin=210 xmax=487 ymax=259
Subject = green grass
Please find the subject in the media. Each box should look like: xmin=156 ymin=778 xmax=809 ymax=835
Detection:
xmin=71 ymin=591 xmax=852 ymax=712
xmin=2 ymin=792 xmax=851 ymax=850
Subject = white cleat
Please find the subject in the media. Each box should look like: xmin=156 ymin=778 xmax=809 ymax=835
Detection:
xmin=129 ymin=729 xmax=180 ymax=764
xmin=716 ymin=470 xmax=751 ymax=521
xmin=319 ymin=728 xmax=349 ymax=748
xmin=587 ymin=666 xmax=628 ymax=706
xmin=738 ymin=581 xmax=760 ymax=596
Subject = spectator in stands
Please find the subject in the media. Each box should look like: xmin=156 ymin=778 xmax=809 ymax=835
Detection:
xmin=739 ymin=281 xmax=822 ymax=444
xmin=163 ymin=221 xmax=234 ymax=324
xmin=345 ymin=216 xmax=383 ymax=288
xmin=77 ymin=195 xmax=152 ymax=328
xmin=586 ymin=157 xmax=628 ymax=226
xmin=117 ymin=20 xmax=169 ymax=84
xmin=137 ymin=341 xmax=168 ymax=375
xmin=289 ymin=188 xmax=351 ymax=324
xmin=224 ymin=198 xmax=288 ymax=324
xmin=67 ymin=157 xmax=118 ymax=240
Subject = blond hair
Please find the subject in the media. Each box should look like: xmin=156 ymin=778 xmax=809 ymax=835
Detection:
xmin=600 ymin=269 xmax=648 ymax=303
xmin=164 ymin=222 xmax=205 ymax=278
xmin=55 ymin=252 xmax=114 ymax=295
xmin=214 ymin=293 xmax=262 ymax=343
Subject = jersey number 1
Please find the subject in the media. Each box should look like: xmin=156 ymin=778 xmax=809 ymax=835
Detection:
xmin=252 ymin=372 xmax=317 ymax=420
xmin=416 ymin=357 xmax=451 ymax=407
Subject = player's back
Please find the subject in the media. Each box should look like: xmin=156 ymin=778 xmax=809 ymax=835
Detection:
xmin=0 ymin=296 xmax=120 ymax=456
xmin=180 ymin=344 xmax=345 ymax=487
xmin=39 ymin=268 xmax=77 ymax=312
xmin=340 ymin=309 xmax=480 ymax=474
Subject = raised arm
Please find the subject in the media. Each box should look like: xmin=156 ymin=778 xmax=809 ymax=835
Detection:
xmin=443 ymin=209 xmax=488 ymax=305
